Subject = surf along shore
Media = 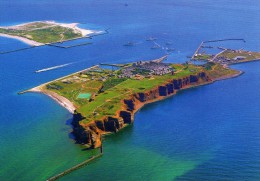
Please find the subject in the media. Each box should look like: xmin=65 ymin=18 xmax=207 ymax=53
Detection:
xmin=0 ymin=21 xmax=95 ymax=46
xmin=20 ymin=53 xmax=251 ymax=149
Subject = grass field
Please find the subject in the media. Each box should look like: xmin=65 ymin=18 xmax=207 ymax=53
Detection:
xmin=0 ymin=22 xmax=83 ymax=43
xmin=218 ymin=50 xmax=260 ymax=61
xmin=42 ymin=62 xmax=236 ymax=123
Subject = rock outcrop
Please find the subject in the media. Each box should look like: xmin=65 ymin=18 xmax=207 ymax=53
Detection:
xmin=72 ymin=72 xmax=211 ymax=149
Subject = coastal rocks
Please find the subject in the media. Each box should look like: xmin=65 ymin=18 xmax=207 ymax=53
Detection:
xmin=135 ymin=88 xmax=160 ymax=102
xmin=72 ymin=71 xmax=211 ymax=149
xmin=120 ymin=111 xmax=133 ymax=124
xmin=159 ymin=86 xmax=167 ymax=96
xmin=173 ymin=79 xmax=183 ymax=89
xmin=104 ymin=117 xmax=123 ymax=132
xmin=190 ymin=75 xmax=199 ymax=83
xmin=167 ymin=83 xmax=174 ymax=94
xmin=124 ymin=99 xmax=135 ymax=111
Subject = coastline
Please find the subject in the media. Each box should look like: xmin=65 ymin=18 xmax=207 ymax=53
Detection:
xmin=29 ymin=86 xmax=76 ymax=114
xmin=33 ymin=69 xmax=243 ymax=115
xmin=18 ymin=59 xmax=245 ymax=149
xmin=23 ymin=65 xmax=243 ymax=116
xmin=0 ymin=21 xmax=95 ymax=46
xmin=0 ymin=33 xmax=44 ymax=46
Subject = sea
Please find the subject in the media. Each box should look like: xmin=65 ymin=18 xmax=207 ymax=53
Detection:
xmin=1 ymin=0 xmax=260 ymax=180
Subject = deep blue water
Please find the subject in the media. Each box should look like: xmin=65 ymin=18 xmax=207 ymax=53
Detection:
xmin=1 ymin=0 xmax=260 ymax=180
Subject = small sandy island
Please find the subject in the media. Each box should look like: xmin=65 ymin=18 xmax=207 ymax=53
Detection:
xmin=0 ymin=21 xmax=95 ymax=46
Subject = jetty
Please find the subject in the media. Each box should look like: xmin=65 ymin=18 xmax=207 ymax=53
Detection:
xmin=47 ymin=153 xmax=103 ymax=181
xmin=151 ymin=55 xmax=168 ymax=63
xmin=47 ymin=145 xmax=104 ymax=181
xmin=18 ymin=65 xmax=99 ymax=95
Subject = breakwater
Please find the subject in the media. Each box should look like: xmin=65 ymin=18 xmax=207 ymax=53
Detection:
xmin=47 ymin=146 xmax=103 ymax=181
xmin=0 ymin=46 xmax=36 ymax=54
xmin=47 ymin=42 xmax=92 ymax=49
xmin=204 ymin=38 xmax=246 ymax=43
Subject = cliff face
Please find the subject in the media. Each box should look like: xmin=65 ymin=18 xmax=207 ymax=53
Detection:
xmin=72 ymin=72 xmax=211 ymax=149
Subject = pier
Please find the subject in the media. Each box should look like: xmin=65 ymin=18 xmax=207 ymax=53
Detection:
xmin=18 ymin=65 xmax=99 ymax=95
xmin=151 ymin=55 xmax=168 ymax=63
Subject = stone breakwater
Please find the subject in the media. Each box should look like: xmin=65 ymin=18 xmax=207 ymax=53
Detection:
xmin=72 ymin=72 xmax=211 ymax=149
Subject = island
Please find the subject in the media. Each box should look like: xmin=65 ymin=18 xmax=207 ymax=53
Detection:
xmin=20 ymin=51 xmax=247 ymax=149
xmin=0 ymin=21 xmax=95 ymax=46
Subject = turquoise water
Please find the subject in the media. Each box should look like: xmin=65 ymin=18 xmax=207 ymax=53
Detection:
xmin=1 ymin=0 xmax=260 ymax=180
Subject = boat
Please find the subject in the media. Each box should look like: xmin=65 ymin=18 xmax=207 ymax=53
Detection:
xmin=146 ymin=37 xmax=157 ymax=41
xmin=123 ymin=42 xmax=135 ymax=46
xmin=35 ymin=63 xmax=72 ymax=73
xmin=165 ymin=42 xmax=173 ymax=45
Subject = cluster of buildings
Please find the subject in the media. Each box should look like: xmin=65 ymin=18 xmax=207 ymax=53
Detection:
xmin=213 ymin=50 xmax=249 ymax=65
xmin=119 ymin=61 xmax=174 ymax=78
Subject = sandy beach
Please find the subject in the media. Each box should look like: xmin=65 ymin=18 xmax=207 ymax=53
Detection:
xmin=0 ymin=21 xmax=95 ymax=46
xmin=0 ymin=33 xmax=44 ymax=46
xmin=29 ymin=86 xmax=76 ymax=114
xmin=55 ymin=22 xmax=95 ymax=36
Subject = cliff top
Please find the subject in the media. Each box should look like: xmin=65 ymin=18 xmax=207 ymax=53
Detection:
xmin=40 ymin=59 xmax=238 ymax=123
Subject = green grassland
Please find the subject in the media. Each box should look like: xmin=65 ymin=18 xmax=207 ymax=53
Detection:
xmin=218 ymin=50 xmax=260 ymax=62
xmin=193 ymin=53 xmax=213 ymax=61
xmin=0 ymin=22 xmax=82 ymax=43
xmin=43 ymin=62 xmax=236 ymax=123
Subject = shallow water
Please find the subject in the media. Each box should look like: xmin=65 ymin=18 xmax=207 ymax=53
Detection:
xmin=1 ymin=0 xmax=260 ymax=180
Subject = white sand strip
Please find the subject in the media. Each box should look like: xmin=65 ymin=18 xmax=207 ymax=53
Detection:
xmin=0 ymin=33 xmax=43 ymax=46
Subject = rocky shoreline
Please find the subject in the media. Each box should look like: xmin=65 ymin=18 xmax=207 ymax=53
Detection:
xmin=71 ymin=71 xmax=223 ymax=149
xmin=23 ymin=64 xmax=242 ymax=149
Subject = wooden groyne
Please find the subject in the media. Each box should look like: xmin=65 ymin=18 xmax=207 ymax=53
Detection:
xmin=204 ymin=38 xmax=246 ymax=43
